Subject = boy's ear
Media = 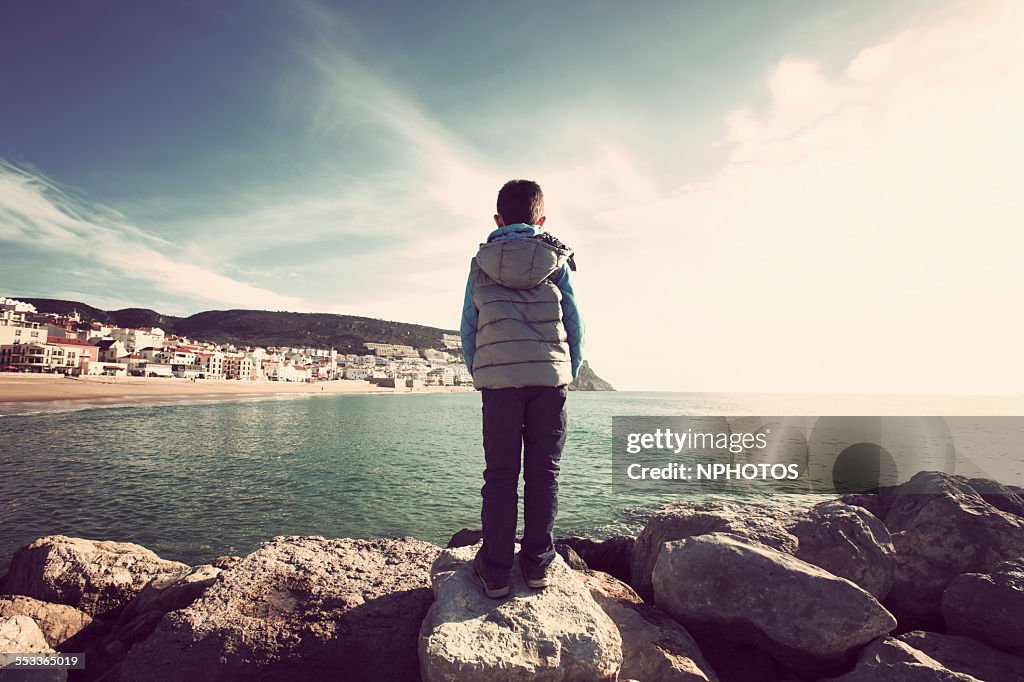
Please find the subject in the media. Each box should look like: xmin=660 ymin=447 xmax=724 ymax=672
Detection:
xmin=537 ymin=216 xmax=546 ymax=226
xmin=493 ymin=214 xmax=505 ymax=227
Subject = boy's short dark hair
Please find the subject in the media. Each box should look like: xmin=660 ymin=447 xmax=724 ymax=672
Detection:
xmin=496 ymin=179 xmax=544 ymax=225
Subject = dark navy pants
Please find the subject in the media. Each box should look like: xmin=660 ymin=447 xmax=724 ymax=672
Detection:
xmin=478 ymin=384 xmax=568 ymax=582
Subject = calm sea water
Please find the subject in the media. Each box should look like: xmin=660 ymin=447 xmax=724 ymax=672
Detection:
xmin=1 ymin=391 xmax=1022 ymax=571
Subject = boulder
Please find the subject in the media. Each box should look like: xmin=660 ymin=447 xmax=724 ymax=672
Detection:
xmin=942 ymin=559 xmax=1024 ymax=654
xmin=652 ymin=533 xmax=895 ymax=676
xmin=839 ymin=489 xmax=898 ymax=522
xmin=631 ymin=502 xmax=796 ymax=599
xmin=554 ymin=544 xmax=588 ymax=571
xmin=881 ymin=472 xmax=1024 ymax=628
xmin=78 ymin=565 xmax=223 ymax=679
xmin=0 ymin=615 xmax=67 ymax=682
xmin=825 ymin=636 xmax=981 ymax=681
xmin=419 ymin=543 xmax=622 ymax=681
xmin=0 ymin=595 xmax=92 ymax=649
xmin=556 ymin=535 xmax=634 ymax=584
xmin=898 ymin=630 xmax=1024 ymax=682
xmin=842 ymin=474 xmax=1024 ymax=523
xmin=0 ymin=536 xmax=188 ymax=617
xmin=632 ymin=500 xmax=895 ymax=602
xmin=115 ymin=564 xmax=220 ymax=627
xmin=0 ymin=614 xmax=53 ymax=653
xmin=119 ymin=536 xmax=440 ymax=682
xmin=966 ymin=477 xmax=1024 ymax=518
xmin=787 ymin=500 xmax=896 ymax=600
xmin=884 ymin=471 xmax=1003 ymax=529
xmin=445 ymin=528 xmax=483 ymax=548
xmin=578 ymin=569 xmax=718 ymax=682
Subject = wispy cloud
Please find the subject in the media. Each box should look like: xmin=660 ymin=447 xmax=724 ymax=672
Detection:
xmin=0 ymin=161 xmax=308 ymax=312
xmin=576 ymin=0 xmax=1024 ymax=392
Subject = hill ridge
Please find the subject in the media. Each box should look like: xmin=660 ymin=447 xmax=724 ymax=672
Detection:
xmin=18 ymin=297 xmax=457 ymax=355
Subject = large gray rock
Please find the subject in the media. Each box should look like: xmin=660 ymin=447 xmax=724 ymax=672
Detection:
xmin=578 ymin=569 xmax=718 ymax=682
xmin=884 ymin=471 xmax=1013 ymax=531
xmin=119 ymin=536 xmax=440 ymax=682
xmin=825 ymin=636 xmax=981 ymax=681
xmin=0 ymin=615 xmax=67 ymax=682
xmin=0 ymin=614 xmax=53 ymax=652
xmin=788 ymin=500 xmax=896 ymax=600
xmin=965 ymin=477 xmax=1024 ymax=518
xmin=418 ymin=543 xmax=622 ymax=681
xmin=942 ymin=559 xmax=1024 ymax=654
xmin=652 ymin=533 xmax=895 ymax=675
xmin=445 ymin=528 xmax=483 ymax=548
xmin=842 ymin=474 xmax=1024 ymax=522
xmin=0 ymin=595 xmax=92 ymax=649
xmin=80 ymin=565 xmax=222 ymax=680
xmin=631 ymin=502 xmax=796 ymax=600
xmin=839 ymin=489 xmax=899 ymax=522
xmin=115 ymin=564 xmax=220 ymax=628
xmin=882 ymin=472 xmax=1024 ymax=628
xmin=0 ymin=536 xmax=188 ymax=618
xmin=632 ymin=500 xmax=896 ymax=604
xmin=898 ymin=630 xmax=1024 ymax=682
xmin=554 ymin=543 xmax=588 ymax=571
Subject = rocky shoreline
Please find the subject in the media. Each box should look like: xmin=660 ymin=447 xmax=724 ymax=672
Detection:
xmin=2 ymin=471 xmax=1023 ymax=681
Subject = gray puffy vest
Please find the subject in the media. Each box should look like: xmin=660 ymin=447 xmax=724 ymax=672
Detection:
xmin=470 ymin=237 xmax=573 ymax=389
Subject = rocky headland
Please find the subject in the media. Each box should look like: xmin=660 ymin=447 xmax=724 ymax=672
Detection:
xmin=2 ymin=471 xmax=1023 ymax=681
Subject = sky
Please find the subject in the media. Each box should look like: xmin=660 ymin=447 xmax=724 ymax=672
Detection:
xmin=1 ymin=0 xmax=1021 ymax=394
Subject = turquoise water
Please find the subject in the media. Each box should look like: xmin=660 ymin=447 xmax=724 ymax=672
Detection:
xmin=1 ymin=390 xmax=1022 ymax=570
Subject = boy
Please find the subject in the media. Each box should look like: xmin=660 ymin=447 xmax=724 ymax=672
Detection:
xmin=460 ymin=179 xmax=584 ymax=598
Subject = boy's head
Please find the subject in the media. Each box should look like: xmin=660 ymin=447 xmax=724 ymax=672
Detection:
xmin=495 ymin=179 xmax=545 ymax=227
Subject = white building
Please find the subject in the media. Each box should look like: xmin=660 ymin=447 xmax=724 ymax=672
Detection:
xmin=0 ymin=307 xmax=47 ymax=347
xmin=365 ymin=342 xmax=418 ymax=358
xmin=195 ymin=351 xmax=224 ymax=379
xmin=135 ymin=347 xmax=165 ymax=362
xmin=0 ymin=297 xmax=37 ymax=314
xmin=95 ymin=339 xmax=128 ymax=363
xmin=344 ymin=366 xmax=372 ymax=380
xmin=136 ymin=362 xmax=174 ymax=377
xmin=110 ymin=327 xmax=165 ymax=353
xmin=83 ymin=360 xmax=128 ymax=377
xmin=84 ymin=322 xmax=116 ymax=341
xmin=274 ymin=363 xmax=310 ymax=382
xmin=426 ymin=367 xmax=455 ymax=386
xmin=167 ymin=349 xmax=197 ymax=366
xmin=423 ymin=349 xmax=455 ymax=363
xmin=223 ymin=353 xmax=254 ymax=380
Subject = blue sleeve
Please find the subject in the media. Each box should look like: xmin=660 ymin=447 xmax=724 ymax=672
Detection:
xmin=552 ymin=264 xmax=584 ymax=378
xmin=460 ymin=272 xmax=478 ymax=373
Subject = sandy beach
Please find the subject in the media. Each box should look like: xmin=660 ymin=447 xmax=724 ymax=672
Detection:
xmin=0 ymin=373 xmax=473 ymax=409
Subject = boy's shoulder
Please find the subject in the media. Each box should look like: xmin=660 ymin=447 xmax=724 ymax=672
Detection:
xmin=532 ymin=231 xmax=571 ymax=253
xmin=532 ymin=232 xmax=576 ymax=272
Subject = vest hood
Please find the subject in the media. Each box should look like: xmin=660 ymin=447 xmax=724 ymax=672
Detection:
xmin=475 ymin=237 xmax=569 ymax=290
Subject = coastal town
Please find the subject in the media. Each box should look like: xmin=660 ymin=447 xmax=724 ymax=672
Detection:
xmin=0 ymin=297 xmax=473 ymax=388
